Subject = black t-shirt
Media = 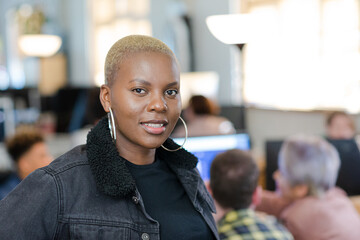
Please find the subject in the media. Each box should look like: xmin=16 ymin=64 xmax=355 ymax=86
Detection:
xmin=126 ymin=156 xmax=214 ymax=240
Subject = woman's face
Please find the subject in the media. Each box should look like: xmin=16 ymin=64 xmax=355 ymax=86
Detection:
xmin=327 ymin=115 xmax=355 ymax=139
xmin=102 ymin=51 xmax=181 ymax=150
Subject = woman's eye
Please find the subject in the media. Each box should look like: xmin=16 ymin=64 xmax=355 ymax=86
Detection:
xmin=132 ymin=88 xmax=146 ymax=94
xmin=166 ymin=89 xmax=178 ymax=96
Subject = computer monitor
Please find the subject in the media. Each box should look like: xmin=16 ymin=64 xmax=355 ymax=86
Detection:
xmin=0 ymin=97 xmax=15 ymax=142
xmin=265 ymin=138 xmax=360 ymax=196
xmin=265 ymin=140 xmax=283 ymax=191
xmin=173 ymin=133 xmax=251 ymax=181
xmin=327 ymin=139 xmax=360 ymax=196
xmin=219 ymin=105 xmax=246 ymax=131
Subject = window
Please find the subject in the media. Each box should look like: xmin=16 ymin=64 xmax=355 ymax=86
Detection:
xmin=241 ymin=0 xmax=360 ymax=113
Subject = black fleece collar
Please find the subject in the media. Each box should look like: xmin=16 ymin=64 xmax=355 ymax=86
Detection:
xmin=86 ymin=117 xmax=198 ymax=198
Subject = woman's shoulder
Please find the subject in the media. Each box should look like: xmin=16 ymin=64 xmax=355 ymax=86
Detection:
xmin=282 ymin=188 xmax=356 ymax=220
xmin=44 ymin=145 xmax=90 ymax=175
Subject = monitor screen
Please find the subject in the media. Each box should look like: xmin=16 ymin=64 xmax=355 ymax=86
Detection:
xmin=327 ymin=139 xmax=360 ymax=196
xmin=0 ymin=108 xmax=4 ymax=142
xmin=173 ymin=133 xmax=251 ymax=181
xmin=265 ymin=140 xmax=283 ymax=191
xmin=0 ymin=97 xmax=15 ymax=142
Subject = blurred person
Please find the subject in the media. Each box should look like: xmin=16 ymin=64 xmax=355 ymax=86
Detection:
xmin=0 ymin=35 xmax=218 ymax=239
xmin=209 ymin=149 xmax=293 ymax=240
xmin=0 ymin=125 xmax=53 ymax=200
xmin=325 ymin=111 xmax=360 ymax=150
xmin=172 ymin=95 xmax=236 ymax=137
xmin=257 ymin=134 xmax=360 ymax=240
xmin=326 ymin=111 xmax=356 ymax=140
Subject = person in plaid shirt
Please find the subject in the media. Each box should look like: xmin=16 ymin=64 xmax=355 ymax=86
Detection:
xmin=209 ymin=149 xmax=293 ymax=240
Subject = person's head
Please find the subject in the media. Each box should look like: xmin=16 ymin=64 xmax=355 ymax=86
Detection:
xmin=186 ymin=95 xmax=219 ymax=116
xmin=210 ymin=149 xmax=260 ymax=210
xmin=100 ymin=35 xmax=181 ymax=150
xmin=5 ymin=125 xmax=53 ymax=179
xmin=274 ymin=134 xmax=340 ymax=200
xmin=326 ymin=111 xmax=355 ymax=139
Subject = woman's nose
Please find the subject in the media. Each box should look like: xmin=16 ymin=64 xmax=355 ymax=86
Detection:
xmin=148 ymin=94 xmax=168 ymax=112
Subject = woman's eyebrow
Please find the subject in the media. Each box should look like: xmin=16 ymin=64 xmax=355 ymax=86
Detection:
xmin=166 ymin=82 xmax=179 ymax=88
xmin=129 ymin=79 xmax=179 ymax=88
xmin=129 ymin=79 xmax=151 ymax=86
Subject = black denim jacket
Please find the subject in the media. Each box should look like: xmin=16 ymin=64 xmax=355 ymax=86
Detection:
xmin=0 ymin=118 xmax=218 ymax=239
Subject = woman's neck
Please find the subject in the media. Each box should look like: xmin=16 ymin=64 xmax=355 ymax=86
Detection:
xmin=116 ymin=141 xmax=156 ymax=165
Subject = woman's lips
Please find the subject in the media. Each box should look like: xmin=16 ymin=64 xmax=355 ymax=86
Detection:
xmin=141 ymin=122 xmax=167 ymax=135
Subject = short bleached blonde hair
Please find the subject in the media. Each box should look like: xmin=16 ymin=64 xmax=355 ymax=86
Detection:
xmin=105 ymin=35 xmax=178 ymax=85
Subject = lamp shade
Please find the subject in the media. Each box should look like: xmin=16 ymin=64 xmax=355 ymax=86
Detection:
xmin=206 ymin=14 xmax=253 ymax=44
xmin=18 ymin=34 xmax=62 ymax=57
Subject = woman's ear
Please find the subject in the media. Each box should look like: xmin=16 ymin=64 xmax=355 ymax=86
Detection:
xmin=293 ymin=184 xmax=309 ymax=199
xmin=99 ymin=84 xmax=111 ymax=112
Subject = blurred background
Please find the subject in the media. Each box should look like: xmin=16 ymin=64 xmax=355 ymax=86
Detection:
xmin=0 ymin=0 xmax=360 ymax=171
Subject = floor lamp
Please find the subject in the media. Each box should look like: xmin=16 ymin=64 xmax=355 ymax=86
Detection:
xmin=206 ymin=13 xmax=252 ymax=104
xmin=206 ymin=14 xmax=253 ymax=130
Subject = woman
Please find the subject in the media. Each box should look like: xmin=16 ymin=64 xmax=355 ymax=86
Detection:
xmin=257 ymin=134 xmax=360 ymax=240
xmin=0 ymin=35 xmax=218 ymax=239
xmin=326 ymin=111 xmax=356 ymax=140
xmin=325 ymin=111 xmax=360 ymax=150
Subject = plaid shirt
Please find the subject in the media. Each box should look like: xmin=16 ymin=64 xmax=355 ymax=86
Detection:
xmin=218 ymin=209 xmax=293 ymax=240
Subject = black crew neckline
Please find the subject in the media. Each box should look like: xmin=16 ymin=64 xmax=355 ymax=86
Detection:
xmin=125 ymin=157 xmax=161 ymax=169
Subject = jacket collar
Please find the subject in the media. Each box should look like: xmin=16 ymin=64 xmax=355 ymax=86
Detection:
xmin=86 ymin=117 xmax=198 ymax=199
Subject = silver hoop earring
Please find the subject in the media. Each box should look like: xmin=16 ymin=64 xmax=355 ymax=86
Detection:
xmin=108 ymin=107 xmax=116 ymax=142
xmin=161 ymin=116 xmax=188 ymax=152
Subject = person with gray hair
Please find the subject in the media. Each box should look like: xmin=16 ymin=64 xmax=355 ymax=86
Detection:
xmin=277 ymin=134 xmax=340 ymax=198
xmin=257 ymin=134 xmax=360 ymax=239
